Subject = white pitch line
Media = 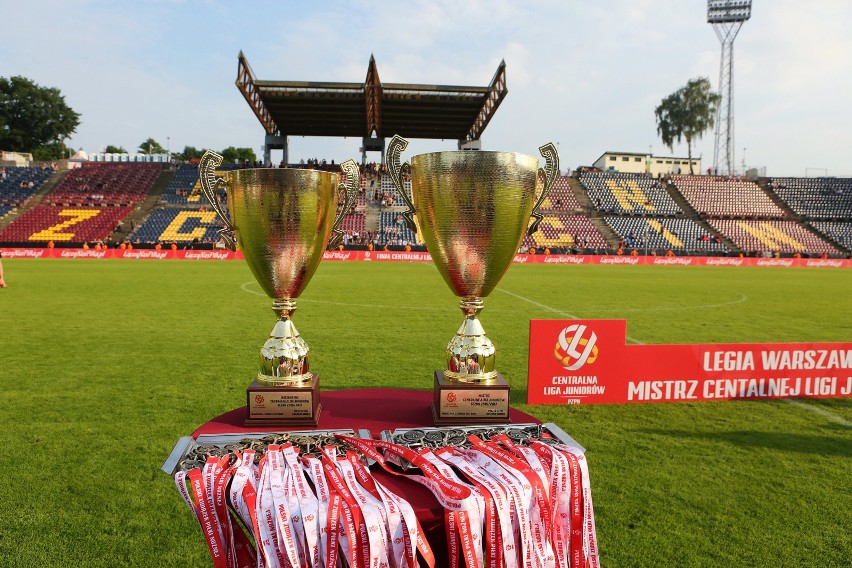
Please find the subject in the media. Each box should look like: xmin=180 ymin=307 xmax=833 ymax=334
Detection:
xmin=589 ymin=291 xmax=749 ymax=314
xmin=241 ymin=279 xmax=849 ymax=427
xmin=782 ymin=398 xmax=852 ymax=427
xmin=495 ymin=287 xmax=646 ymax=344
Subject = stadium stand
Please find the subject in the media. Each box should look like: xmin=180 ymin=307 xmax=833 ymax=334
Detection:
xmin=160 ymin=164 xmax=241 ymax=205
xmin=338 ymin=212 xmax=366 ymax=235
xmin=378 ymin=174 xmax=409 ymax=207
xmin=604 ymin=217 xmax=727 ymax=253
xmin=808 ymin=221 xmax=852 ymax=251
xmin=541 ymin=176 xmax=581 ymax=211
xmin=0 ymin=205 xmax=132 ymax=242
xmin=521 ymin=214 xmax=610 ymax=250
xmin=46 ymin=163 xmax=160 ymax=206
xmin=129 ymin=209 xmax=223 ymax=244
xmin=671 ymin=175 xmax=785 ymax=218
xmin=379 ymin=211 xmax=418 ymax=245
xmin=0 ymin=205 xmax=15 ymax=220
xmin=709 ymin=219 xmax=839 ymax=254
xmin=0 ymin=166 xmax=54 ymax=205
xmin=767 ymin=177 xmax=852 ymax=220
xmin=580 ymin=172 xmax=682 ymax=216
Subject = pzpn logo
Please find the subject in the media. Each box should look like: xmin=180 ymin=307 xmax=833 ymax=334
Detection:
xmin=554 ymin=324 xmax=599 ymax=370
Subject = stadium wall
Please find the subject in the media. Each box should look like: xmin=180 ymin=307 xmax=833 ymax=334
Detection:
xmin=3 ymin=248 xmax=850 ymax=268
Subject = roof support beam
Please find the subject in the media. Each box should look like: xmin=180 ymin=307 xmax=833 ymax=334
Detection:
xmin=466 ymin=60 xmax=508 ymax=141
xmin=364 ymin=55 xmax=383 ymax=137
xmin=235 ymin=51 xmax=279 ymax=136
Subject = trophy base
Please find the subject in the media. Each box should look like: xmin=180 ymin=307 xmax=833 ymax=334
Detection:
xmin=432 ymin=370 xmax=511 ymax=426
xmin=244 ymin=374 xmax=322 ymax=428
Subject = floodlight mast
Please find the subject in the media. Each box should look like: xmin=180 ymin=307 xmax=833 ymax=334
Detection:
xmin=708 ymin=0 xmax=751 ymax=176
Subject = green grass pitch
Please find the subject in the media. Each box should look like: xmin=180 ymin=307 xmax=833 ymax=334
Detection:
xmin=0 ymin=258 xmax=850 ymax=566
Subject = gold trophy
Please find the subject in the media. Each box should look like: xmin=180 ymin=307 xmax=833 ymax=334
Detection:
xmin=199 ymin=151 xmax=359 ymax=427
xmin=387 ymin=135 xmax=558 ymax=425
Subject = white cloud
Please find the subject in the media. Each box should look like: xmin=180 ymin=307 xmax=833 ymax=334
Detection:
xmin=1 ymin=0 xmax=850 ymax=175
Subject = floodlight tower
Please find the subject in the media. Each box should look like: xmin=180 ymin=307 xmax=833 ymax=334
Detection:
xmin=708 ymin=0 xmax=751 ymax=175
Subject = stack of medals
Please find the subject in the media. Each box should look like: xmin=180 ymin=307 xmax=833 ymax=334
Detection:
xmin=173 ymin=431 xmax=436 ymax=568
xmin=337 ymin=424 xmax=599 ymax=568
xmin=173 ymin=424 xmax=598 ymax=568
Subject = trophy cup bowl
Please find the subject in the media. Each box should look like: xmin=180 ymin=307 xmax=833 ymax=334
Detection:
xmin=387 ymin=135 xmax=559 ymax=424
xmin=199 ymin=151 xmax=359 ymax=426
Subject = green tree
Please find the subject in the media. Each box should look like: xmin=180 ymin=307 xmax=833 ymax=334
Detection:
xmin=138 ymin=137 xmax=166 ymax=154
xmin=174 ymin=145 xmax=204 ymax=162
xmin=654 ymin=77 xmax=720 ymax=174
xmin=0 ymin=76 xmax=81 ymax=152
xmin=104 ymin=145 xmax=127 ymax=154
xmin=32 ymin=142 xmax=73 ymax=161
xmin=221 ymin=146 xmax=257 ymax=165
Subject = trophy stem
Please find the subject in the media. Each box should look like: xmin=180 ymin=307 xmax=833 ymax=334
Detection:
xmin=445 ymin=296 xmax=498 ymax=383
xmin=258 ymin=298 xmax=312 ymax=385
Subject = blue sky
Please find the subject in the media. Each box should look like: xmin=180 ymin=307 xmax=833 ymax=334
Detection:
xmin=4 ymin=0 xmax=851 ymax=176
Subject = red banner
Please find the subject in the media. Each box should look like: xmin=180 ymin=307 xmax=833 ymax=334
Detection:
xmin=527 ymin=319 xmax=852 ymax=405
xmin=3 ymin=248 xmax=850 ymax=268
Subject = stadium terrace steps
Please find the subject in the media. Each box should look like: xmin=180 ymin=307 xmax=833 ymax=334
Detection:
xmin=757 ymin=179 xmax=801 ymax=221
xmin=566 ymin=176 xmax=594 ymax=212
xmin=363 ymin=202 xmax=380 ymax=239
xmin=766 ymin=177 xmax=852 ymax=220
xmin=565 ymin=176 xmax=619 ymax=247
xmin=806 ymin=221 xmax=851 ymax=253
xmin=586 ymin=217 xmax=620 ymax=248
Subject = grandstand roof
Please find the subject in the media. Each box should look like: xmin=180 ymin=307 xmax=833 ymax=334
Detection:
xmin=235 ymin=52 xmax=507 ymax=142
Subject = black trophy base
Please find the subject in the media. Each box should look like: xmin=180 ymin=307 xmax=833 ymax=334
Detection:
xmin=432 ymin=370 xmax=511 ymax=426
xmin=244 ymin=374 xmax=321 ymax=428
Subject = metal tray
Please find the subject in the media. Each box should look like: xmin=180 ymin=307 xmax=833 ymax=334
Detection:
xmin=379 ymin=423 xmax=584 ymax=469
xmin=161 ymin=428 xmax=371 ymax=476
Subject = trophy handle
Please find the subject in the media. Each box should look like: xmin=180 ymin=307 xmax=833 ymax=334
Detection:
xmin=527 ymin=142 xmax=560 ymax=236
xmin=198 ymin=150 xmax=237 ymax=251
xmin=328 ymin=159 xmax=360 ymax=248
xmin=386 ymin=135 xmax=417 ymax=233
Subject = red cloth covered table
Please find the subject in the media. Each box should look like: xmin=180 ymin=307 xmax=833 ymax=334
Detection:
xmin=193 ymin=388 xmax=541 ymax=564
